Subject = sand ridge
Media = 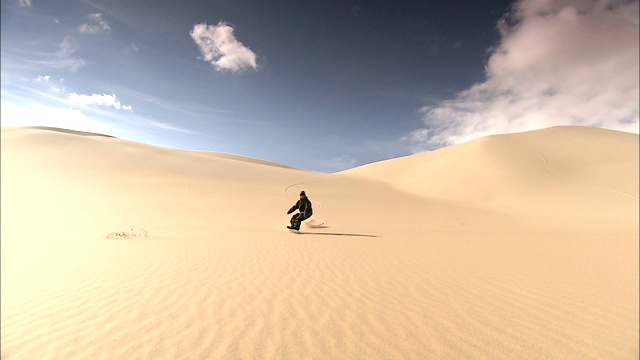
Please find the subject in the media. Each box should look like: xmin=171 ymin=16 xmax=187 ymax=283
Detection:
xmin=1 ymin=126 xmax=638 ymax=359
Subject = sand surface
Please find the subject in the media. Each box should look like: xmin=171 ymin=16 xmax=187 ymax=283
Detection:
xmin=1 ymin=126 xmax=638 ymax=359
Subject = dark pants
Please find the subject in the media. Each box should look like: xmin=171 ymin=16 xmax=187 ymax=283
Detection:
xmin=290 ymin=213 xmax=309 ymax=229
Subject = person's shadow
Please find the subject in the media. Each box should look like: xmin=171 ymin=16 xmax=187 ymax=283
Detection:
xmin=301 ymin=225 xmax=379 ymax=237
xmin=299 ymin=232 xmax=379 ymax=237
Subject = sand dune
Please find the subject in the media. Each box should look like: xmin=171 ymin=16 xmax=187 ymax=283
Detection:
xmin=1 ymin=126 xmax=638 ymax=359
xmin=343 ymin=126 xmax=639 ymax=232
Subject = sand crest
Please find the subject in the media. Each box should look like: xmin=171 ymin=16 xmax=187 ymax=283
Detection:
xmin=1 ymin=126 xmax=638 ymax=359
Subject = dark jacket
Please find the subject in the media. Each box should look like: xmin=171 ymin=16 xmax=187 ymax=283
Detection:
xmin=288 ymin=197 xmax=313 ymax=217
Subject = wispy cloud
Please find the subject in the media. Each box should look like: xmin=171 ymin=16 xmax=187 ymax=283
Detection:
xmin=115 ymin=87 xmax=231 ymax=117
xmin=78 ymin=13 xmax=111 ymax=34
xmin=58 ymin=36 xmax=78 ymax=58
xmin=18 ymin=0 xmax=32 ymax=7
xmin=122 ymin=43 xmax=139 ymax=55
xmin=68 ymin=93 xmax=132 ymax=111
xmin=405 ymin=0 xmax=639 ymax=152
xmin=1 ymin=33 xmax=85 ymax=74
xmin=54 ymin=36 xmax=86 ymax=72
xmin=323 ymin=155 xmax=357 ymax=172
xmin=142 ymin=119 xmax=200 ymax=135
xmin=12 ymin=39 xmax=86 ymax=72
xmin=190 ymin=22 xmax=258 ymax=73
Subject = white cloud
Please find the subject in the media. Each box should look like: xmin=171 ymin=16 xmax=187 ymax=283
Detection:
xmin=406 ymin=0 xmax=639 ymax=151
xmin=35 ymin=75 xmax=51 ymax=82
xmin=35 ymin=75 xmax=64 ymax=92
xmin=68 ymin=93 xmax=132 ymax=111
xmin=190 ymin=22 xmax=258 ymax=73
xmin=18 ymin=0 xmax=32 ymax=7
xmin=78 ymin=13 xmax=111 ymax=34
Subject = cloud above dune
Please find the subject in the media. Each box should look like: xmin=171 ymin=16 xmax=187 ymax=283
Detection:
xmin=68 ymin=93 xmax=132 ymax=111
xmin=406 ymin=0 xmax=639 ymax=151
xmin=190 ymin=22 xmax=258 ymax=73
xmin=0 ymin=100 xmax=119 ymax=136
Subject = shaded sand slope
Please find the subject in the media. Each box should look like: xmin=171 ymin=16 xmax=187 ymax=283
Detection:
xmin=1 ymin=126 xmax=638 ymax=359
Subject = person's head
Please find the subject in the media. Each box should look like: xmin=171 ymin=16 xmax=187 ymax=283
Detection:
xmin=300 ymin=190 xmax=306 ymax=198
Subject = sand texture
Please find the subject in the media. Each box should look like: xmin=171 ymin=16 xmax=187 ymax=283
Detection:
xmin=1 ymin=126 xmax=638 ymax=359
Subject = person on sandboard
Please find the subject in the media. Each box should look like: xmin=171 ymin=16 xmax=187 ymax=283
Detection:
xmin=287 ymin=190 xmax=313 ymax=231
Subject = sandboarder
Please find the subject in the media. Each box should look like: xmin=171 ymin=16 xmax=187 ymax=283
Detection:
xmin=287 ymin=190 xmax=313 ymax=231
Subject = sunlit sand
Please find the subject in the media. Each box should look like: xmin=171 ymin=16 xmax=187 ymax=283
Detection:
xmin=1 ymin=126 xmax=637 ymax=359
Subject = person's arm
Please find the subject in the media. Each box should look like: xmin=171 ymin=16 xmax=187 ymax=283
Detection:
xmin=287 ymin=201 xmax=300 ymax=214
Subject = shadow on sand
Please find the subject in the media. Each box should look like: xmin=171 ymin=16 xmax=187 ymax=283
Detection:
xmin=299 ymin=231 xmax=380 ymax=238
xmin=293 ymin=224 xmax=380 ymax=238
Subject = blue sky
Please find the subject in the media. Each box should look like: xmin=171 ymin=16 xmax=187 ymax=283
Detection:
xmin=2 ymin=0 xmax=638 ymax=172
